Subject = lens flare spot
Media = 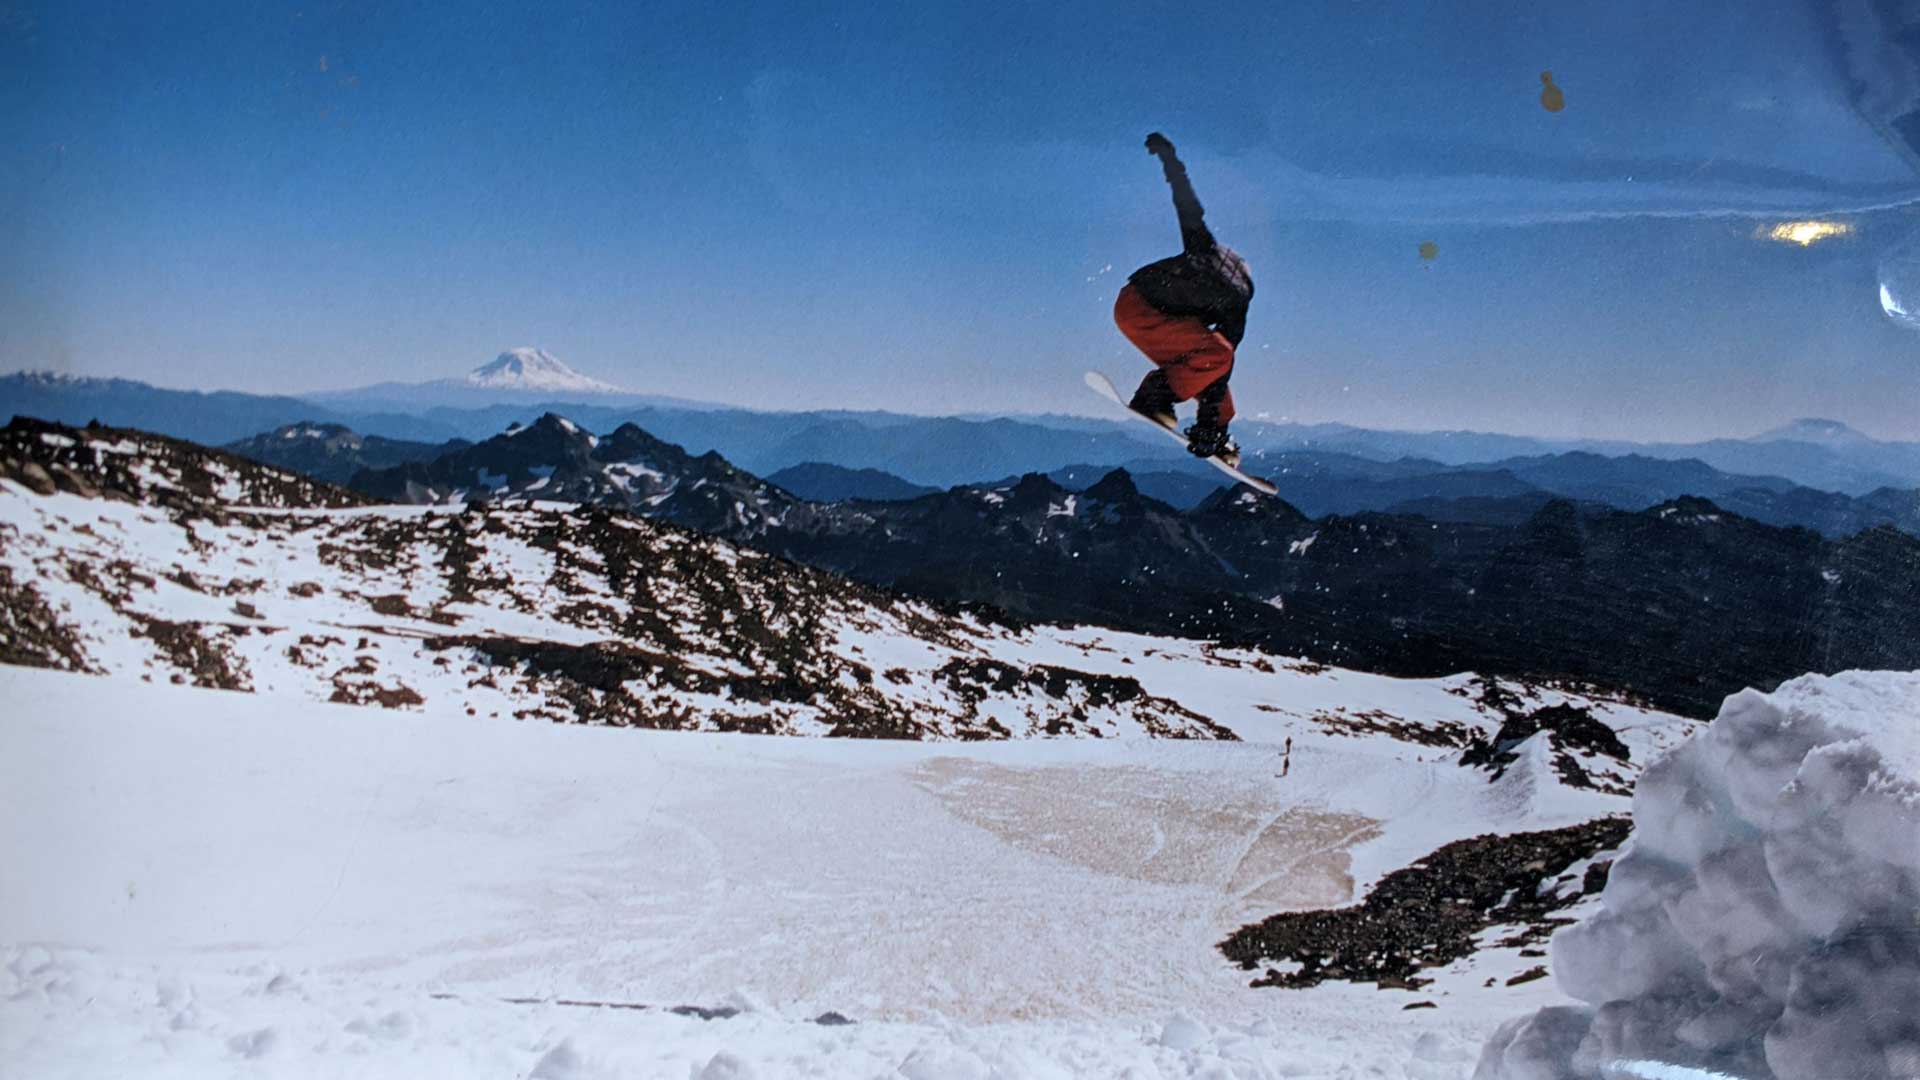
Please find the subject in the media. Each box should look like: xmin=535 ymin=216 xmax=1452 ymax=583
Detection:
xmin=1764 ymin=220 xmax=1853 ymax=246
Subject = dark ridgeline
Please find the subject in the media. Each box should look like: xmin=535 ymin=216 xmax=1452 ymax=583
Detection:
xmin=223 ymin=422 xmax=466 ymax=485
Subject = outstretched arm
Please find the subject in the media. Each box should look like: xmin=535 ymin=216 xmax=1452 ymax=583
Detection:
xmin=1145 ymin=132 xmax=1214 ymax=254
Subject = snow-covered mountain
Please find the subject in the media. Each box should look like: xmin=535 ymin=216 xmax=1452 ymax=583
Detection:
xmin=463 ymin=348 xmax=624 ymax=393
xmin=297 ymin=349 xmax=697 ymax=411
xmin=2 ymin=415 xmax=1725 ymax=1078
xmin=1748 ymin=417 xmax=1880 ymax=447
xmin=0 ymin=415 xmax=1697 ymax=758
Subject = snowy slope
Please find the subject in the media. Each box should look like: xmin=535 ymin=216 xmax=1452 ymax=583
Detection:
xmin=0 ymin=416 xmax=1695 ymax=760
xmin=7 ymin=667 xmax=1669 ymax=1080
xmin=0 ymin=418 xmax=1718 ymax=1078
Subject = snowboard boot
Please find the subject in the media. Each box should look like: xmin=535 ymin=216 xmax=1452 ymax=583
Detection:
xmin=1184 ymin=423 xmax=1240 ymax=468
xmin=1128 ymin=371 xmax=1179 ymax=432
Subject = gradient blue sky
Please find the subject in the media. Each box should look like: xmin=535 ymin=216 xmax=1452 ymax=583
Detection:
xmin=4 ymin=0 xmax=1919 ymax=439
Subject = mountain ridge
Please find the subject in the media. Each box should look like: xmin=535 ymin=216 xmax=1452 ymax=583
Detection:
xmin=10 ymin=368 xmax=1919 ymax=494
xmin=228 ymin=413 xmax=1920 ymax=718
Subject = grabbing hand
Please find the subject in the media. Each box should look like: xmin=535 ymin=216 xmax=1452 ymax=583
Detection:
xmin=1144 ymin=132 xmax=1175 ymax=158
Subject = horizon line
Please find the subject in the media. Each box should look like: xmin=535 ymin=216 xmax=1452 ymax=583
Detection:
xmin=4 ymin=366 xmax=1911 ymax=448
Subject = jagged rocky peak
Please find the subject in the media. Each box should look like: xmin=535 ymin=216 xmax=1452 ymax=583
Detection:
xmin=1010 ymin=471 xmax=1061 ymax=497
xmin=598 ymin=421 xmax=678 ymax=459
xmin=527 ymin=412 xmax=586 ymax=435
xmin=497 ymin=413 xmax=594 ymax=452
xmin=1192 ymin=480 xmax=1309 ymax=522
xmin=1082 ymin=467 xmax=1140 ymax=503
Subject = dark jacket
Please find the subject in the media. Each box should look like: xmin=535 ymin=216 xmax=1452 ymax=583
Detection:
xmin=1127 ymin=155 xmax=1254 ymax=345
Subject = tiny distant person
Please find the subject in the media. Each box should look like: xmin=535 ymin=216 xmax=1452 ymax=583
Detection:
xmin=1114 ymin=132 xmax=1255 ymax=467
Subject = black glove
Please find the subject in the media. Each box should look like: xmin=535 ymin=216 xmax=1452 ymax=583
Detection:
xmin=1144 ymin=132 xmax=1175 ymax=159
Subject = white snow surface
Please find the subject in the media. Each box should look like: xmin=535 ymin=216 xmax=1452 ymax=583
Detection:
xmin=465 ymin=348 xmax=625 ymax=394
xmin=0 ymin=435 xmax=1724 ymax=1078
xmin=5 ymin=666 xmax=1647 ymax=1080
xmin=1475 ymin=670 xmax=1920 ymax=1080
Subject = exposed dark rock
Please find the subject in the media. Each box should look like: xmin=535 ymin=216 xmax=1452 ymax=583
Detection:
xmin=1460 ymin=702 xmax=1632 ymax=792
xmin=128 ymin=615 xmax=250 ymax=691
xmin=1219 ymin=818 xmax=1630 ymax=990
xmin=0 ymin=564 xmax=94 ymax=672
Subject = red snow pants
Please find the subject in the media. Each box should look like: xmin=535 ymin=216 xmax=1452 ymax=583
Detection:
xmin=1112 ymin=283 xmax=1236 ymax=425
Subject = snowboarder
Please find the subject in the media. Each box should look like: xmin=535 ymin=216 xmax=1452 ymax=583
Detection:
xmin=1114 ymin=132 xmax=1255 ymax=468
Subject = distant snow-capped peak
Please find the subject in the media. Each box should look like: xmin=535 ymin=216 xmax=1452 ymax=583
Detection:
xmin=464 ymin=349 xmax=623 ymax=393
xmin=1750 ymin=418 xmax=1875 ymax=447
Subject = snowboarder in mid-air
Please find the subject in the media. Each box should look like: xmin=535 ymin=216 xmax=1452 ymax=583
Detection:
xmin=1114 ymin=132 xmax=1254 ymax=468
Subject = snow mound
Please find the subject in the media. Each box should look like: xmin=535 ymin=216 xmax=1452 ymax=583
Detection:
xmin=1475 ymin=670 xmax=1920 ymax=1080
xmin=466 ymin=348 xmax=624 ymax=393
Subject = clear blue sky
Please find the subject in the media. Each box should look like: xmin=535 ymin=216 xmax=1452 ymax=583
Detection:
xmin=5 ymin=0 xmax=1919 ymax=440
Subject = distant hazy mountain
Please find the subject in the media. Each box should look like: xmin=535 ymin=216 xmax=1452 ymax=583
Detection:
xmin=1656 ymin=421 xmax=1920 ymax=495
xmin=730 ymin=415 xmax=1184 ymax=488
xmin=819 ymin=446 xmax=1918 ymax=538
xmin=1235 ymin=420 xmax=1564 ymax=466
xmin=1235 ymin=417 xmax=1920 ymax=495
xmin=12 ymin=367 xmax=1916 ymax=498
xmin=0 ymin=372 xmax=363 ymax=446
xmin=1712 ymin=484 xmax=1920 ymax=537
xmin=1489 ymin=452 xmax=1797 ymax=508
xmin=223 ymin=422 xmax=466 ymax=485
xmin=1750 ymin=418 xmax=1882 ymax=448
xmin=765 ymin=463 xmax=938 ymax=502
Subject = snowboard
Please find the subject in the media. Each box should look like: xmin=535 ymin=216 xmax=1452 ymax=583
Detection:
xmin=1083 ymin=371 xmax=1278 ymax=496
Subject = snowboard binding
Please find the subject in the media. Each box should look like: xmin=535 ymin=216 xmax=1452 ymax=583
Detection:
xmin=1184 ymin=423 xmax=1239 ymax=468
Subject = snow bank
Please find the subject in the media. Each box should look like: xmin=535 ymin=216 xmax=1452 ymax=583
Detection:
xmin=1475 ymin=670 xmax=1920 ymax=1080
